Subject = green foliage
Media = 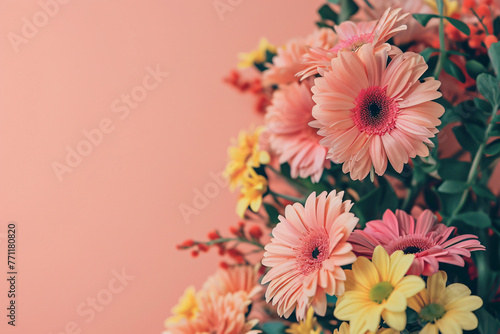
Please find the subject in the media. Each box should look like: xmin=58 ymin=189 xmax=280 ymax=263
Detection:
xmin=451 ymin=211 xmax=492 ymax=228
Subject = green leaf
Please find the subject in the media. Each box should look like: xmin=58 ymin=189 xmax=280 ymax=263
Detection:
xmin=477 ymin=308 xmax=500 ymax=334
xmin=477 ymin=73 xmax=500 ymax=105
xmin=338 ymin=0 xmax=358 ymax=22
xmin=316 ymin=21 xmax=334 ymax=29
xmin=262 ymin=322 xmax=286 ymax=334
xmin=495 ymin=16 xmax=500 ymax=35
xmin=412 ymin=13 xmax=440 ymax=27
xmin=443 ymin=58 xmax=466 ymax=83
xmin=420 ymin=48 xmax=438 ymax=62
xmin=438 ymin=180 xmax=468 ymax=194
xmin=452 ymin=126 xmax=479 ymax=152
xmin=474 ymin=97 xmax=492 ymax=112
xmin=438 ymin=159 xmax=471 ymax=181
xmin=491 ymin=122 xmax=500 ymax=137
xmin=485 ymin=138 xmax=500 ymax=155
xmin=472 ymin=184 xmax=497 ymax=201
xmin=424 ymin=187 xmax=441 ymax=211
xmin=445 ymin=16 xmax=470 ymax=35
xmin=318 ymin=4 xmax=338 ymax=23
xmin=453 ymin=211 xmax=492 ymax=228
xmin=464 ymin=121 xmax=485 ymax=142
xmin=263 ymin=203 xmax=280 ymax=225
xmin=488 ymin=41 xmax=500 ymax=76
xmin=465 ymin=60 xmax=487 ymax=80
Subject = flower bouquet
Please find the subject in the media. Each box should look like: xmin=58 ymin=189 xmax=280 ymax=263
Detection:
xmin=167 ymin=0 xmax=500 ymax=333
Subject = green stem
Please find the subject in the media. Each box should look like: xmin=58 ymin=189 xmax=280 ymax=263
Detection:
xmin=433 ymin=5 xmax=446 ymax=79
xmin=449 ymin=103 xmax=500 ymax=222
xmin=269 ymin=190 xmax=305 ymax=203
xmin=471 ymin=8 xmax=490 ymax=35
xmin=205 ymin=237 xmax=264 ymax=249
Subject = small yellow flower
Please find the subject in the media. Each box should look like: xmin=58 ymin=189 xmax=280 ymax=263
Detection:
xmin=334 ymin=322 xmax=400 ymax=334
xmin=225 ymin=127 xmax=270 ymax=190
xmin=236 ymin=168 xmax=267 ymax=218
xmin=165 ymin=286 xmax=199 ymax=325
xmin=424 ymin=0 xmax=459 ymax=17
xmin=334 ymin=246 xmax=425 ymax=333
xmin=408 ymin=271 xmax=483 ymax=334
xmin=238 ymin=38 xmax=277 ymax=68
xmin=286 ymin=307 xmax=322 ymax=334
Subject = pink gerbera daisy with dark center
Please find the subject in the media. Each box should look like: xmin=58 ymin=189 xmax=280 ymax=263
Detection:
xmin=348 ymin=209 xmax=485 ymax=276
xmin=310 ymin=44 xmax=444 ymax=180
xmin=261 ymin=191 xmax=358 ymax=320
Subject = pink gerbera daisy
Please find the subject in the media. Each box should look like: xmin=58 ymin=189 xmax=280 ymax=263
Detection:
xmin=348 ymin=209 xmax=485 ymax=276
xmin=261 ymin=191 xmax=358 ymax=320
xmin=263 ymin=28 xmax=337 ymax=86
xmin=265 ymin=80 xmax=330 ymax=182
xmin=299 ymin=8 xmax=408 ymax=79
xmin=311 ymin=44 xmax=444 ymax=180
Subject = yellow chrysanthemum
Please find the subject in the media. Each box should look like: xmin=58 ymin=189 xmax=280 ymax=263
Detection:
xmin=334 ymin=322 xmax=400 ymax=334
xmin=165 ymin=286 xmax=199 ymax=325
xmin=423 ymin=0 xmax=459 ymax=17
xmin=334 ymin=246 xmax=425 ymax=333
xmin=286 ymin=307 xmax=322 ymax=334
xmin=226 ymin=127 xmax=270 ymax=190
xmin=408 ymin=271 xmax=483 ymax=334
xmin=236 ymin=168 xmax=267 ymax=218
xmin=238 ymin=38 xmax=277 ymax=68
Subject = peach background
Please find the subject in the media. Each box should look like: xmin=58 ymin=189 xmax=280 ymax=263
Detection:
xmin=0 ymin=0 xmax=323 ymax=333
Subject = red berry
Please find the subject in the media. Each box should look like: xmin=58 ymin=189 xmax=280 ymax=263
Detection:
xmin=198 ymin=243 xmax=209 ymax=252
xmin=191 ymin=250 xmax=199 ymax=258
xmin=207 ymin=230 xmax=219 ymax=240
xmin=248 ymin=225 xmax=263 ymax=240
xmin=485 ymin=35 xmax=498 ymax=49
xmin=219 ymin=261 xmax=230 ymax=269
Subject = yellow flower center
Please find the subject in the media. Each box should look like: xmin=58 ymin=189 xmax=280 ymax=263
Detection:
xmin=419 ymin=303 xmax=446 ymax=323
xmin=369 ymin=281 xmax=394 ymax=303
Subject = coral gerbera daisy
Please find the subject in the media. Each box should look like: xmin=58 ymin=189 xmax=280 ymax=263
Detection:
xmin=265 ymin=80 xmax=330 ymax=183
xmin=334 ymin=322 xmax=400 ymax=334
xmin=408 ymin=271 xmax=483 ymax=333
xmin=349 ymin=209 xmax=485 ymax=276
xmin=236 ymin=168 xmax=268 ymax=217
xmin=299 ymin=8 xmax=407 ymax=79
xmin=226 ymin=127 xmax=270 ymax=189
xmin=311 ymin=44 xmax=444 ymax=180
xmin=203 ymin=265 xmax=263 ymax=300
xmin=165 ymin=291 xmax=260 ymax=334
xmin=334 ymin=246 xmax=425 ymax=333
xmin=261 ymin=190 xmax=358 ymax=320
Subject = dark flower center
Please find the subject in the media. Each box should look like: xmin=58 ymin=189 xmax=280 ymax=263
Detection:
xmin=351 ymin=86 xmax=399 ymax=135
xmin=312 ymin=247 xmax=320 ymax=259
xmin=369 ymin=103 xmax=381 ymax=118
xmin=402 ymin=246 xmax=422 ymax=254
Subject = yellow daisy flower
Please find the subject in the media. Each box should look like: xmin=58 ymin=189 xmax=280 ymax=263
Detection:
xmin=334 ymin=246 xmax=425 ymax=333
xmin=334 ymin=322 xmax=400 ymax=334
xmin=225 ymin=127 xmax=270 ymax=190
xmin=165 ymin=286 xmax=199 ymax=325
xmin=423 ymin=0 xmax=459 ymax=17
xmin=238 ymin=38 xmax=277 ymax=68
xmin=408 ymin=271 xmax=483 ymax=334
xmin=236 ymin=168 xmax=267 ymax=218
xmin=286 ymin=307 xmax=322 ymax=334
